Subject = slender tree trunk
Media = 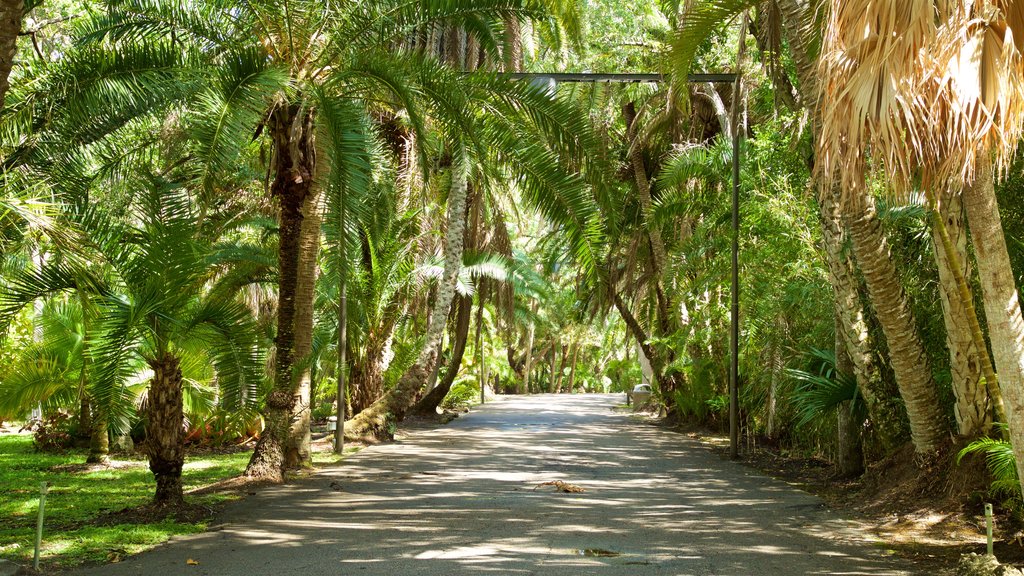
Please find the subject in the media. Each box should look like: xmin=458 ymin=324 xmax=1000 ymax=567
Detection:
xmin=414 ymin=295 xmax=472 ymax=414
xmin=0 ymin=0 xmax=22 ymax=109
xmin=246 ymin=105 xmax=316 ymax=481
xmin=835 ymin=314 xmax=864 ymax=476
xmin=520 ymin=300 xmax=538 ymax=394
xmin=567 ymin=343 xmax=579 ymax=393
xmin=930 ymin=191 xmax=991 ymax=437
xmin=146 ymin=355 xmax=184 ymax=506
xmin=845 ymin=190 xmax=947 ymax=453
xmin=962 ymin=158 xmax=1024 ymax=492
xmin=286 ymin=187 xmax=323 ymax=469
xmin=345 ymin=151 xmax=469 ymax=441
xmin=414 ymin=181 xmax=478 ymax=414
xmin=623 ymin=102 xmax=672 ymax=335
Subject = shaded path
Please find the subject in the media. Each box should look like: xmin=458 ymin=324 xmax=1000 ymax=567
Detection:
xmin=73 ymin=394 xmax=916 ymax=575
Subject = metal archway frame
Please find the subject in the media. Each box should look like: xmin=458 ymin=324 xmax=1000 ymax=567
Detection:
xmin=507 ymin=71 xmax=742 ymax=459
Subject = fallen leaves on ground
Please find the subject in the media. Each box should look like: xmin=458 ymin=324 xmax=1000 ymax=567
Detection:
xmin=533 ymin=480 xmax=586 ymax=493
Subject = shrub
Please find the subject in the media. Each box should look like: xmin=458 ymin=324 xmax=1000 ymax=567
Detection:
xmin=442 ymin=376 xmax=479 ymax=410
xmin=27 ymin=410 xmax=76 ymax=451
xmin=311 ymin=401 xmax=335 ymax=422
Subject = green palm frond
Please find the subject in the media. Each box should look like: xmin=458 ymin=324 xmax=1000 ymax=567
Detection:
xmin=189 ymin=48 xmax=288 ymax=192
xmin=787 ymin=347 xmax=863 ymax=429
xmin=958 ymin=427 xmax=1021 ymax=498
xmin=668 ymin=0 xmax=759 ymax=92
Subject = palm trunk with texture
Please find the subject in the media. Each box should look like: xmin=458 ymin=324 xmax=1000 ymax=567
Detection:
xmin=246 ymin=105 xmax=316 ymax=481
xmin=344 ymin=155 xmax=469 ymax=441
xmin=414 ymin=294 xmax=472 ymax=414
xmin=930 ymin=192 xmax=990 ymax=437
xmin=286 ymin=186 xmax=323 ymax=468
xmin=845 ymin=191 xmax=947 ymax=453
xmin=0 ymin=0 xmax=21 ymax=108
xmin=146 ymin=355 xmax=184 ymax=505
xmin=962 ymin=158 xmax=1024 ymax=491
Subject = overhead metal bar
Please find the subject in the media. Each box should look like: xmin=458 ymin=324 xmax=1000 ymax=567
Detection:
xmin=506 ymin=72 xmax=736 ymax=83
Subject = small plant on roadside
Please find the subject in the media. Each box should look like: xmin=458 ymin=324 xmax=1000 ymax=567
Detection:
xmin=958 ymin=425 xmax=1022 ymax=502
xmin=442 ymin=376 xmax=479 ymax=410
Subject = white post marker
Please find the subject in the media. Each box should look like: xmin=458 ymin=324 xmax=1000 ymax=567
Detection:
xmin=34 ymin=481 xmax=48 ymax=571
xmin=986 ymin=503 xmax=994 ymax=557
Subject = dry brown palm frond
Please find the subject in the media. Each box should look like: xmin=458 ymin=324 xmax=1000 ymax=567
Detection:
xmin=816 ymin=0 xmax=938 ymax=202
xmin=914 ymin=1 xmax=1024 ymax=189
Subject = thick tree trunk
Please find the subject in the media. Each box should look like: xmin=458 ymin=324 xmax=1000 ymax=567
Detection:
xmin=286 ymin=186 xmax=323 ymax=469
xmin=0 ymin=0 xmax=21 ymax=109
xmin=246 ymin=105 xmax=316 ymax=481
xmin=962 ymin=158 xmax=1024 ymax=492
xmin=414 ymin=295 xmax=472 ymax=414
xmin=845 ymin=191 xmax=947 ymax=453
xmin=344 ymin=152 xmax=469 ymax=441
xmin=930 ymin=191 xmax=990 ymax=437
xmin=814 ymin=182 xmax=911 ymax=450
xmin=349 ymin=338 xmax=389 ymax=415
xmin=87 ymin=413 xmax=110 ymax=465
xmin=502 ymin=16 xmax=522 ymax=73
xmin=146 ymin=355 xmax=184 ymax=506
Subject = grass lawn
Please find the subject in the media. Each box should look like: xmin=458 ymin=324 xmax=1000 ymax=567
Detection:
xmin=0 ymin=434 xmax=252 ymax=570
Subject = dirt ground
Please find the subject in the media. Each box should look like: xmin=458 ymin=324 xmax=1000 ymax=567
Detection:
xmin=682 ymin=427 xmax=1022 ymax=573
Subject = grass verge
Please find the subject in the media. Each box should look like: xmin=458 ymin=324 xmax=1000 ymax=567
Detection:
xmin=0 ymin=434 xmax=250 ymax=571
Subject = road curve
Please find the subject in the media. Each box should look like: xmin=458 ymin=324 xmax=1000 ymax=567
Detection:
xmin=72 ymin=394 xmax=916 ymax=575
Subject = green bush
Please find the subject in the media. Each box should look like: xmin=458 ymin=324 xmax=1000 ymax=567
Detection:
xmin=442 ymin=376 xmax=479 ymax=410
xmin=311 ymin=401 xmax=335 ymax=422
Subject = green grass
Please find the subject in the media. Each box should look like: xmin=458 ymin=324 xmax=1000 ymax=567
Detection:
xmin=0 ymin=434 xmax=251 ymax=570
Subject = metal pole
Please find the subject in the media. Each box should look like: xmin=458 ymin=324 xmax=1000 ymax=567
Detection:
xmin=728 ymin=13 xmax=748 ymax=461
xmin=34 ymin=481 xmax=48 ymax=571
xmin=729 ymin=113 xmax=740 ymax=460
xmin=334 ymin=195 xmax=348 ymax=455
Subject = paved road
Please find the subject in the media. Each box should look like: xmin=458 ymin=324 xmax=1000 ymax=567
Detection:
xmin=73 ymin=394 xmax=917 ymax=575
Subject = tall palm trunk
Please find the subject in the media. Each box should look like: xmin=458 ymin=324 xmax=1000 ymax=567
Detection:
xmin=345 ymin=153 xmax=469 ymax=441
xmin=286 ymin=186 xmax=323 ymax=469
xmin=415 ymin=185 xmax=480 ymax=413
xmin=962 ymin=158 xmax=1024 ymax=489
xmin=146 ymin=354 xmax=184 ymax=506
xmin=415 ymin=294 xmax=472 ymax=414
xmin=246 ymin=104 xmax=316 ymax=481
xmin=845 ymin=190 xmax=947 ymax=453
xmin=0 ymin=0 xmax=22 ymax=108
xmin=930 ymin=192 xmax=991 ymax=437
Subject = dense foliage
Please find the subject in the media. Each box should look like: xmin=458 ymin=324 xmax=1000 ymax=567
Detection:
xmin=2 ymin=0 xmax=1024 ymax=512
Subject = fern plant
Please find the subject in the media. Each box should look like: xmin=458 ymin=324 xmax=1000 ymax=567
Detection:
xmin=958 ymin=425 xmax=1022 ymax=499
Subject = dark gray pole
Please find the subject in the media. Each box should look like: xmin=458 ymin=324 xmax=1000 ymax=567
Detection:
xmin=729 ymin=116 xmax=740 ymax=460
xmin=333 ymin=197 xmax=348 ymax=455
xmin=729 ymin=15 xmax=748 ymax=461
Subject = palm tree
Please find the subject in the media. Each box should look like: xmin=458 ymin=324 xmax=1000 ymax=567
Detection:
xmin=1 ymin=182 xmax=264 ymax=505
xmin=69 ymin=0 xmax=563 ymax=479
